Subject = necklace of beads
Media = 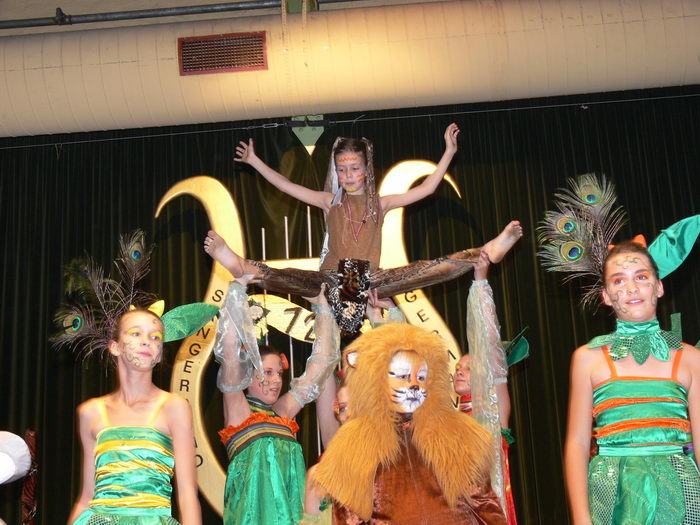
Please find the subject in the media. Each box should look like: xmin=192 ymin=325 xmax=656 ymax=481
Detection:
xmin=343 ymin=195 xmax=368 ymax=244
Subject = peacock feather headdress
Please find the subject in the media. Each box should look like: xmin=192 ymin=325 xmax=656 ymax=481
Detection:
xmin=537 ymin=174 xmax=628 ymax=307
xmin=53 ymin=230 xmax=218 ymax=359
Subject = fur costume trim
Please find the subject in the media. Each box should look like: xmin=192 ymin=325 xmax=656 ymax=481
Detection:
xmin=313 ymin=323 xmax=494 ymax=520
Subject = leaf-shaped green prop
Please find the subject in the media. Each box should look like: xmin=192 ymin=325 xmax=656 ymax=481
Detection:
xmin=504 ymin=326 xmax=530 ymax=368
xmin=161 ymin=303 xmax=220 ymax=343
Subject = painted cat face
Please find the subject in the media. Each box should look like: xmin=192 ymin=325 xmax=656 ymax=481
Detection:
xmin=387 ymin=351 xmax=428 ymax=414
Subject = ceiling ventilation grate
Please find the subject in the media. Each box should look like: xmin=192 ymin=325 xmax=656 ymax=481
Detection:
xmin=178 ymin=32 xmax=267 ymax=76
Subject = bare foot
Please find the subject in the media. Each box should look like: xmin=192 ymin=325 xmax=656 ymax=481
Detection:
xmin=482 ymin=221 xmax=523 ymax=263
xmin=204 ymin=230 xmax=245 ymax=277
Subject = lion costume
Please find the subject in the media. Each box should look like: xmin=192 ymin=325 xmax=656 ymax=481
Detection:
xmin=313 ymin=323 xmax=506 ymax=524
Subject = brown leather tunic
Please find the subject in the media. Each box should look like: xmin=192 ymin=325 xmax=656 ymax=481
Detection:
xmin=320 ymin=193 xmax=383 ymax=271
xmin=333 ymin=433 xmax=506 ymax=525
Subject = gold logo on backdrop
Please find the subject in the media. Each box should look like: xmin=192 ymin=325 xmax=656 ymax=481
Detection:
xmin=156 ymin=164 xmax=464 ymax=515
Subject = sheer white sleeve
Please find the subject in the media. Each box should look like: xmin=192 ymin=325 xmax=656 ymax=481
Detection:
xmin=289 ymin=304 xmax=341 ymax=407
xmin=471 ymin=280 xmax=508 ymax=385
xmin=467 ymin=278 xmax=507 ymax=511
xmin=212 ymin=281 xmax=264 ymax=394
xmin=386 ymin=306 xmax=406 ymax=324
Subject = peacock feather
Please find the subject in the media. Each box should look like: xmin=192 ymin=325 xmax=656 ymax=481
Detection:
xmin=537 ymin=174 xmax=628 ymax=307
xmin=113 ymin=230 xmax=153 ymax=310
xmin=54 ymin=231 xmax=214 ymax=358
xmin=51 ymin=304 xmax=108 ymax=359
xmin=62 ymin=257 xmax=92 ymax=296
xmin=53 ymin=231 xmax=156 ymax=359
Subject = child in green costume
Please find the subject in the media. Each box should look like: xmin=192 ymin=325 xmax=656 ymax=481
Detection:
xmin=214 ymin=279 xmax=340 ymax=525
xmin=565 ymin=240 xmax=700 ymax=525
xmin=537 ymin=175 xmax=700 ymax=524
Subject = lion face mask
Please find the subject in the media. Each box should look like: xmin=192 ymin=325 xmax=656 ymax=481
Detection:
xmin=387 ymin=350 xmax=428 ymax=414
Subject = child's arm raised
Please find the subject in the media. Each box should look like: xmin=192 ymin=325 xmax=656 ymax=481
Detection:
xmin=235 ymin=139 xmax=333 ymax=211
xmin=473 ymin=252 xmax=512 ymax=429
xmin=564 ymin=346 xmax=596 ymax=525
xmin=213 ymin=280 xmax=258 ymax=428
xmin=381 ymin=123 xmax=459 ymax=212
xmin=315 ymin=374 xmax=340 ymax=448
xmin=274 ymin=285 xmax=340 ymax=418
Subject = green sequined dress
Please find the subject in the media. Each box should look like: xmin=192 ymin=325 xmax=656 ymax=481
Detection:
xmin=588 ymin=347 xmax=700 ymax=525
xmin=219 ymin=396 xmax=305 ymax=525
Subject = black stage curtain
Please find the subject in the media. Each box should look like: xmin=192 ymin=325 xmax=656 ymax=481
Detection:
xmin=1 ymin=86 xmax=699 ymax=524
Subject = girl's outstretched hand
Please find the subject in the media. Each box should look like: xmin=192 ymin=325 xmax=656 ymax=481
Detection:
xmin=368 ymin=288 xmax=395 ymax=310
xmin=444 ymin=123 xmax=460 ymax=154
xmin=304 ymin=283 xmax=329 ymax=307
xmin=474 ymin=251 xmax=490 ymax=280
xmin=366 ymin=289 xmax=395 ymax=324
xmin=234 ymin=139 xmax=257 ymax=164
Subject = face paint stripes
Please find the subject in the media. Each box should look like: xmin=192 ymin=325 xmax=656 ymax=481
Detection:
xmin=387 ymin=352 xmax=428 ymax=414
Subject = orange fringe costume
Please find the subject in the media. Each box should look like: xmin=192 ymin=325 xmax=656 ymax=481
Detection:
xmin=313 ymin=323 xmax=506 ymax=524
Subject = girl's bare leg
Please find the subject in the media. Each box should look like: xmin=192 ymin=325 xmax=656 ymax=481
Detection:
xmin=204 ymin=230 xmax=260 ymax=278
xmin=370 ymin=222 xmax=523 ymax=299
xmin=204 ymin=230 xmax=329 ymax=295
xmin=482 ymin=221 xmax=523 ymax=263
xmin=371 ymin=248 xmax=482 ymax=299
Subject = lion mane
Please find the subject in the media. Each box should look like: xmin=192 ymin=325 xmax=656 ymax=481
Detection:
xmin=313 ymin=323 xmax=494 ymax=520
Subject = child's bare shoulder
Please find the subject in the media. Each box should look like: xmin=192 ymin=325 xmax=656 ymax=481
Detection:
xmin=76 ymin=396 xmax=103 ymax=418
xmin=162 ymin=392 xmax=193 ymax=420
xmin=681 ymin=342 xmax=700 ymax=364
xmin=306 ymin=463 xmax=318 ymax=479
xmin=163 ymin=391 xmax=189 ymax=406
xmin=571 ymin=344 xmax=611 ymax=386
xmin=75 ymin=397 xmax=108 ymax=435
xmin=572 ymin=343 xmax=603 ymax=365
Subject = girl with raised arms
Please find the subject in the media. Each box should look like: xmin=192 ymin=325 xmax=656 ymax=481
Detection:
xmin=205 ymin=124 xmax=522 ymax=332
xmin=213 ymin=277 xmax=340 ymax=525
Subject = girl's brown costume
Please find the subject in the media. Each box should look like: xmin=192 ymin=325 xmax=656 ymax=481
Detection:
xmin=248 ymin=138 xmax=480 ymax=332
xmin=312 ymin=323 xmax=506 ymax=524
